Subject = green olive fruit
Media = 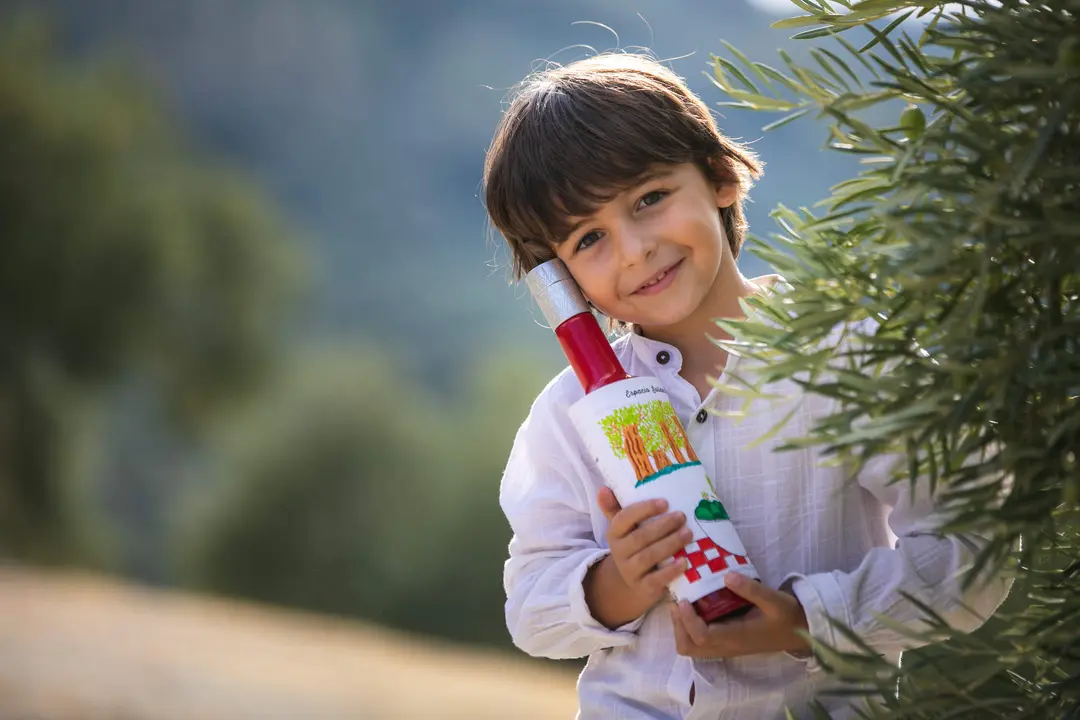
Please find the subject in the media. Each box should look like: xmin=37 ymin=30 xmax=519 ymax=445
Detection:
xmin=900 ymin=105 xmax=926 ymax=141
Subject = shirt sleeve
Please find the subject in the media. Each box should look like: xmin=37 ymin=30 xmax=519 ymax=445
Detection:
xmin=500 ymin=406 xmax=647 ymax=660
xmin=781 ymin=439 xmax=1014 ymax=668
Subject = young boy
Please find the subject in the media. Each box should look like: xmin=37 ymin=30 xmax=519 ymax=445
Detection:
xmin=483 ymin=53 xmax=1011 ymax=719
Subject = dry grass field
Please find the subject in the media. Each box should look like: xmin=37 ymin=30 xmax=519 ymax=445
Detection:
xmin=0 ymin=566 xmax=578 ymax=719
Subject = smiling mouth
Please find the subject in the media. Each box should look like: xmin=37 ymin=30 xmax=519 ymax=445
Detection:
xmin=634 ymin=259 xmax=683 ymax=294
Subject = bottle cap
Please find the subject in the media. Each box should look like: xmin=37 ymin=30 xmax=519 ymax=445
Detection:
xmin=525 ymin=259 xmax=590 ymax=330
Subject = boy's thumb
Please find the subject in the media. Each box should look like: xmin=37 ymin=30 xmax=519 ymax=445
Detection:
xmin=597 ymin=486 xmax=621 ymax=520
xmin=723 ymin=572 xmax=767 ymax=605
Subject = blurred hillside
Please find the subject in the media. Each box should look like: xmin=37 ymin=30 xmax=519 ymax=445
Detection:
xmin=0 ymin=0 xmax=853 ymax=661
xmin=3 ymin=0 xmax=855 ymax=384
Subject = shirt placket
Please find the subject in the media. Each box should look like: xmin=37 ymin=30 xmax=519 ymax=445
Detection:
xmin=643 ymin=342 xmax=732 ymax=718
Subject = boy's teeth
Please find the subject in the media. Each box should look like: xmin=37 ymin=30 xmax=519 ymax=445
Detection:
xmin=643 ymin=270 xmax=667 ymax=288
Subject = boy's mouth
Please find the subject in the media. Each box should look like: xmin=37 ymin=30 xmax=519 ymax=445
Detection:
xmin=633 ymin=259 xmax=683 ymax=296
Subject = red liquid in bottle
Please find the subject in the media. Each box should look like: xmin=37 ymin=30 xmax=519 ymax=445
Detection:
xmin=554 ymin=312 xmax=752 ymax=622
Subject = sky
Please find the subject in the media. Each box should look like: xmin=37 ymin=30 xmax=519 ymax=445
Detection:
xmin=743 ymin=0 xmax=969 ymax=20
xmin=743 ymin=0 xmax=811 ymax=13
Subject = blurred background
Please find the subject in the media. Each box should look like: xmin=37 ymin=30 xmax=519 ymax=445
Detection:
xmin=0 ymin=0 xmax=858 ymax=716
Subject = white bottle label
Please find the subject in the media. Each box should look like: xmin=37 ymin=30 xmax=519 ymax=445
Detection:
xmin=568 ymin=377 xmax=758 ymax=604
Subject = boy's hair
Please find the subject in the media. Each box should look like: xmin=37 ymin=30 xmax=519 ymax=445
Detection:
xmin=483 ymin=52 xmax=764 ymax=281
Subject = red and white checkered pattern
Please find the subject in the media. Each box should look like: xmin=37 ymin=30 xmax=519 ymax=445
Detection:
xmin=673 ymin=537 xmax=748 ymax=583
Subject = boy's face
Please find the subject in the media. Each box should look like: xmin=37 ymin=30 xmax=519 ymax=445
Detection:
xmin=553 ymin=162 xmax=738 ymax=331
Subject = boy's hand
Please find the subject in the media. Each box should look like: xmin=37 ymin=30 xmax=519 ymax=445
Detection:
xmin=598 ymin=486 xmax=692 ymax=609
xmin=670 ymin=572 xmax=812 ymax=659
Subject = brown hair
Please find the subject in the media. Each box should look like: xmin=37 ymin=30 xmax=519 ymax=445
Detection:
xmin=483 ymin=52 xmax=763 ymax=281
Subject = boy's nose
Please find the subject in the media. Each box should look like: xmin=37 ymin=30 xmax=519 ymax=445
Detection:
xmin=615 ymin=227 xmax=657 ymax=267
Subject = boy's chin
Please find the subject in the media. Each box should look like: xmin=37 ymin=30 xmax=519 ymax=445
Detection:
xmin=642 ymin=298 xmax=700 ymax=324
xmin=629 ymin=308 xmax=696 ymax=332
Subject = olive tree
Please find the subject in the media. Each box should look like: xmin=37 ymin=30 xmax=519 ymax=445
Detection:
xmin=712 ymin=1 xmax=1078 ymax=716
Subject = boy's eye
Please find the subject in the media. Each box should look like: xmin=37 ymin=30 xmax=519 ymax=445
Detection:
xmin=576 ymin=230 xmax=602 ymax=252
xmin=638 ymin=190 xmax=667 ymax=209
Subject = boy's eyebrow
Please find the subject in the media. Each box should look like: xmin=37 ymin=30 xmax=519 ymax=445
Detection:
xmin=634 ymin=167 xmax=676 ymax=186
xmin=561 ymin=216 xmax=591 ymax=243
xmin=558 ymin=167 xmax=676 ymax=242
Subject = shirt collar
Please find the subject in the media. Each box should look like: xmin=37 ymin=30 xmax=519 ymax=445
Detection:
xmin=628 ymin=329 xmax=682 ymax=372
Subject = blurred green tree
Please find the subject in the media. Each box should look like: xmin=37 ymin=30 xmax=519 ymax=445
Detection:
xmin=385 ymin=349 xmax=552 ymax=646
xmin=0 ymin=16 xmax=303 ymax=563
xmin=176 ymin=349 xmax=439 ymax=618
xmin=177 ymin=345 xmax=551 ymax=649
xmin=710 ymin=0 xmax=1078 ymax=716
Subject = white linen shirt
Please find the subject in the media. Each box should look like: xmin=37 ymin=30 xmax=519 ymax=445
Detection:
xmin=500 ymin=325 xmax=1012 ymax=719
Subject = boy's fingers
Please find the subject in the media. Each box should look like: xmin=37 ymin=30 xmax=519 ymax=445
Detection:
xmin=674 ymin=600 xmax=710 ymax=646
xmin=608 ymin=498 xmax=668 ymax=538
xmin=669 ymin=603 xmax=710 ymax=657
xmin=644 ymin=558 xmax=688 ymax=593
xmin=700 ymin=611 xmax=764 ymax=654
xmin=631 ymin=522 xmax=690 ymax=571
xmin=596 ymin=487 xmax=621 ymax=521
xmin=722 ymin=573 xmax=772 ymax=608
xmin=670 ymin=604 xmax=695 ymax=656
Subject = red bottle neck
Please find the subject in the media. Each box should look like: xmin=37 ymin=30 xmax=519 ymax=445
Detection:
xmin=554 ymin=313 xmax=630 ymax=394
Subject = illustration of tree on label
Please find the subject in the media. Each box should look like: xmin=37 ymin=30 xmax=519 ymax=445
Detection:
xmin=600 ymin=400 xmax=700 ymax=485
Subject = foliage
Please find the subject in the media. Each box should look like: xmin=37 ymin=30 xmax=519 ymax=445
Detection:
xmin=0 ymin=17 xmax=303 ymax=563
xmin=694 ymin=499 xmax=729 ymax=522
xmin=601 ymin=405 xmax=640 ymax=458
xmin=649 ymin=400 xmax=691 ymax=456
xmin=710 ymin=0 xmax=1079 ymax=716
xmin=0 ymin=8 xmax=554 ymax=654
xmin=177 ymin=345 xmax=550 ymax=649
xmin=600 ymin=401 xmax=684 ymax=455
xmin=177 ymin=349 xmax=436 ymax=618
xmin=390 ymin=349 xmax=555 ymax=646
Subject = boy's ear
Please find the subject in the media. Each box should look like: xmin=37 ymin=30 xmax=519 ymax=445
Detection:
xmin=705 ymin=157 xmax=740 ymax=208
xmin=714 ymin=182 xmax=738 ymax=209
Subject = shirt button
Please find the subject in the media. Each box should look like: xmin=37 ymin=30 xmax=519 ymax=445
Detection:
xmin=656 ymin=351 xmax=671 ymax=365
xmin=695 ymin=409 xmax=708 ymax=424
